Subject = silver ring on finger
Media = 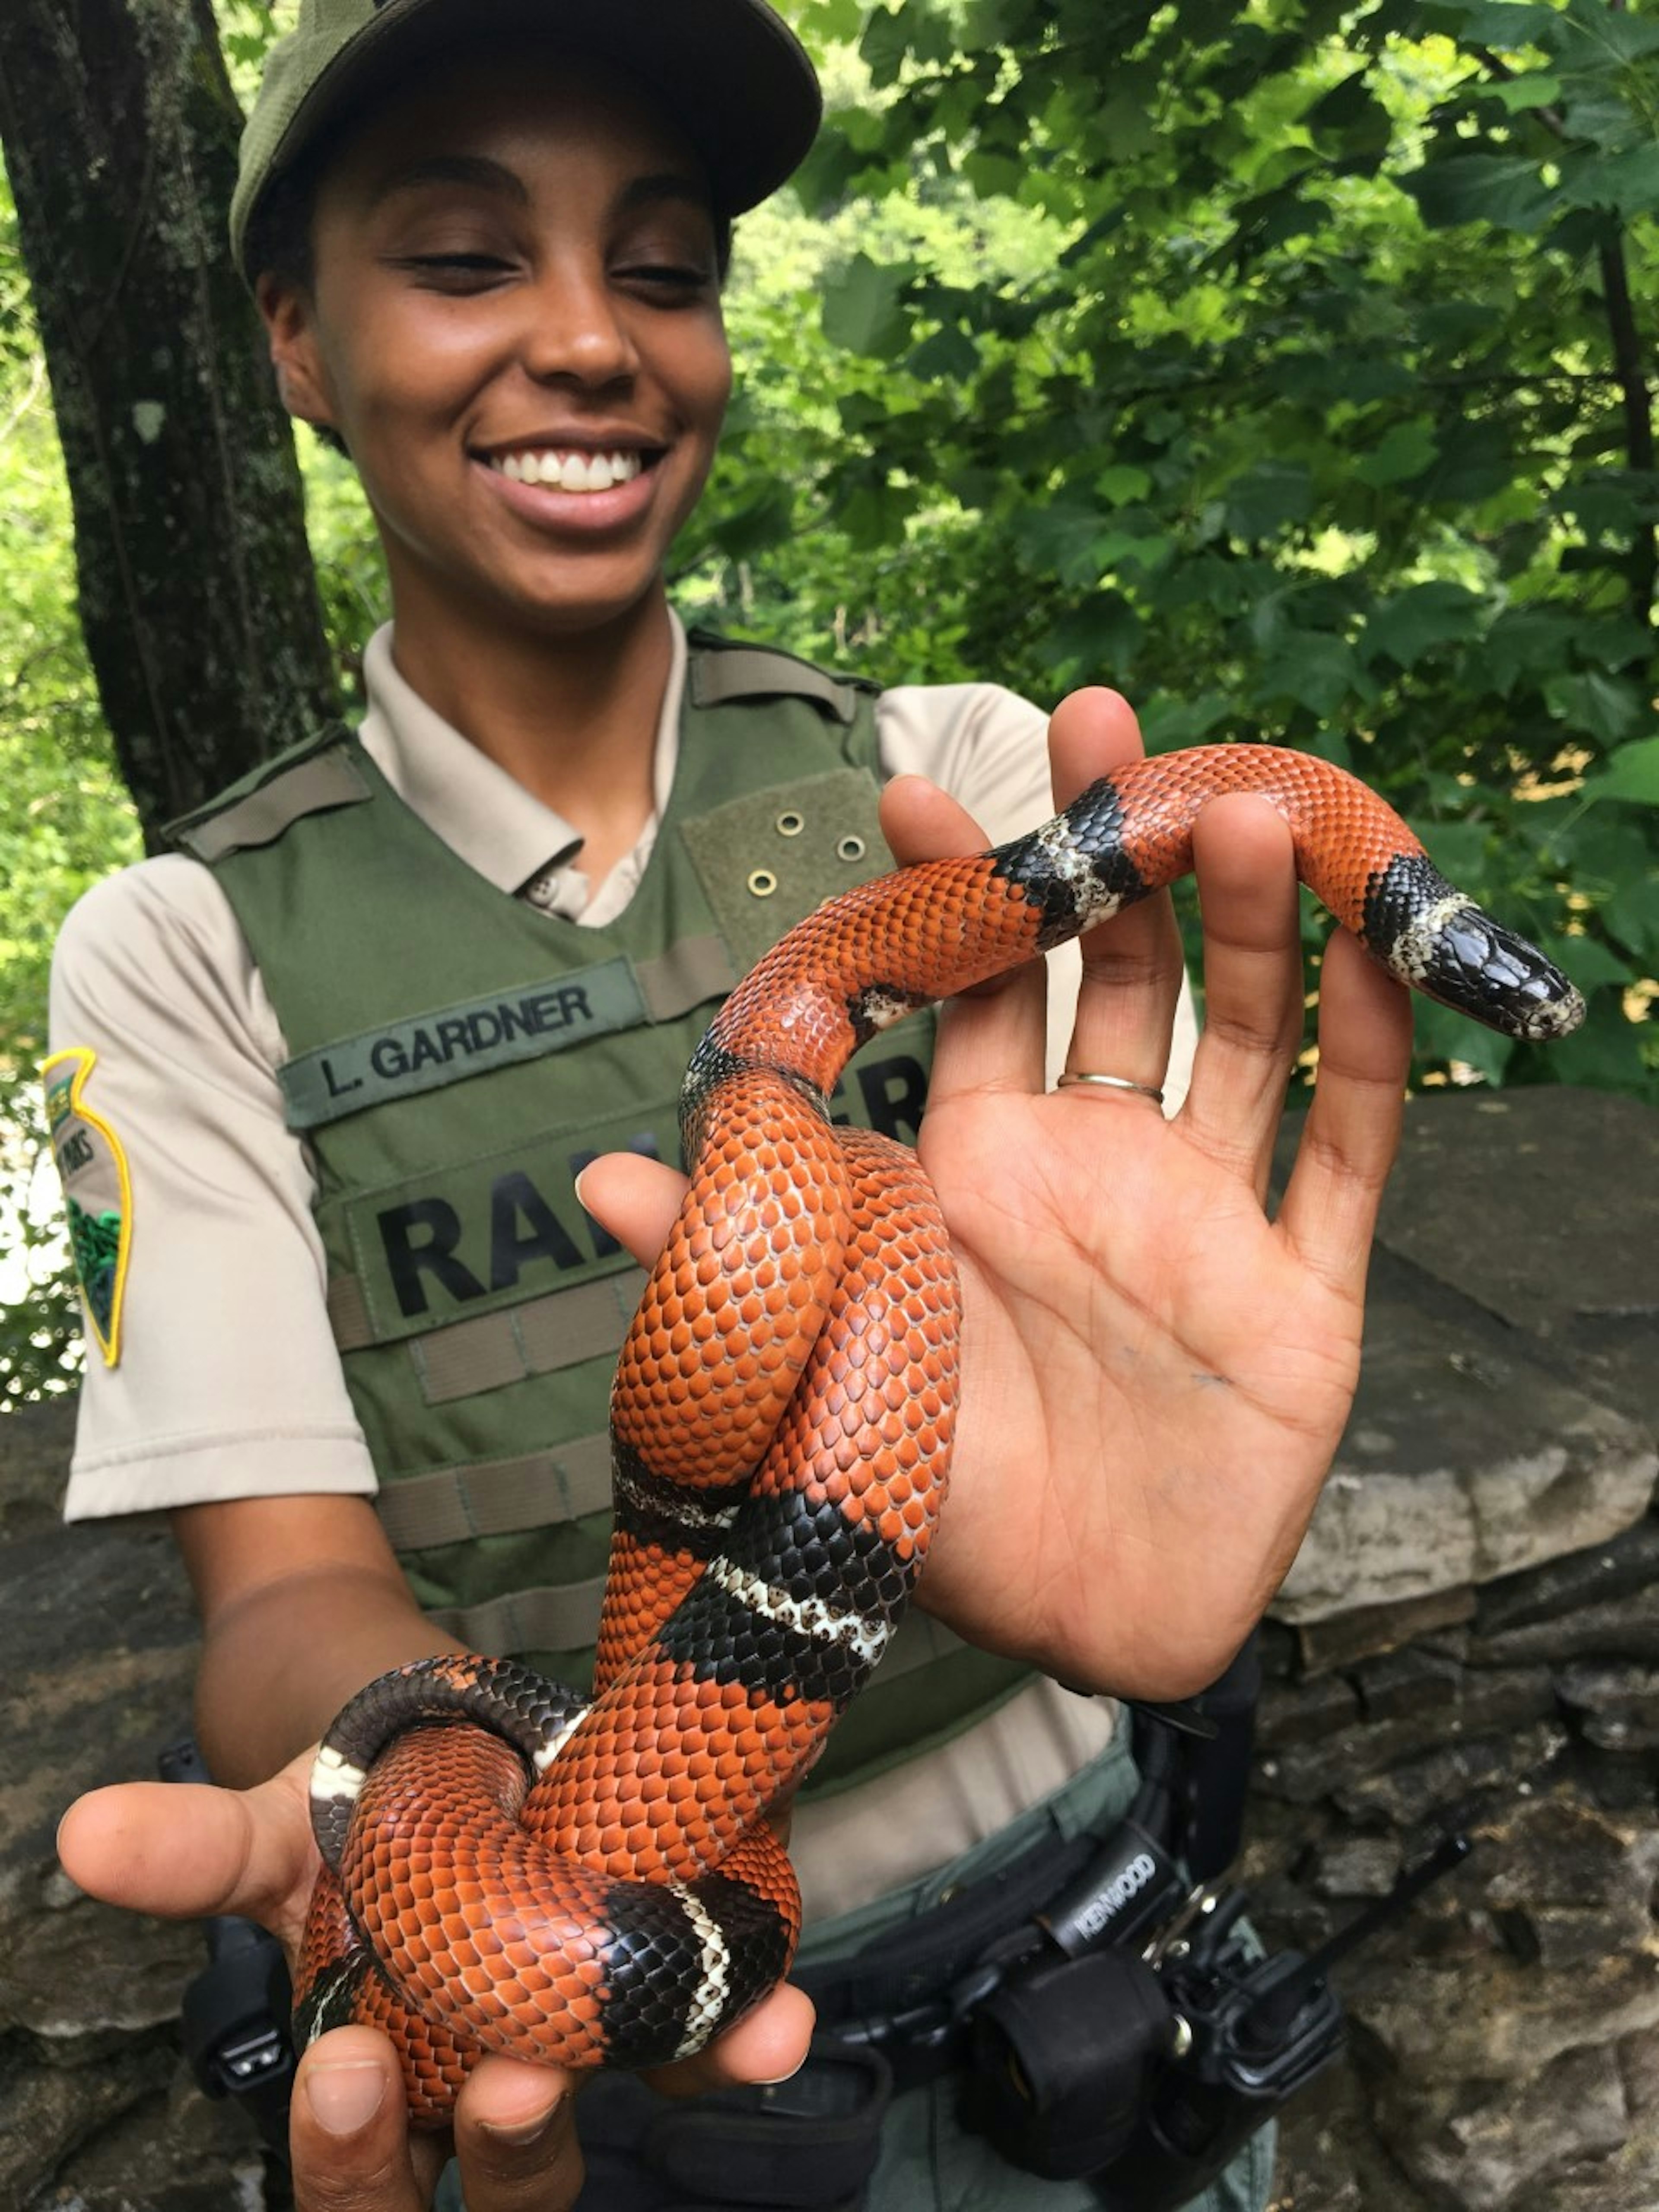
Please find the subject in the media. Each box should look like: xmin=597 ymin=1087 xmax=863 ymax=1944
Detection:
xmin=1056 ymin=1071 xmax=1166 ymax=1105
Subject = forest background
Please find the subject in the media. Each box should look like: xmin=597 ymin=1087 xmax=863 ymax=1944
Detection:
xmin=0 ymin=0 xmax=1655 ymax=1405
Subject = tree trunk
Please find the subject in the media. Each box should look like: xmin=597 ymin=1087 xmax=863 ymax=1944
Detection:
xmin=0 ymin=0 xmax=339 ymax=846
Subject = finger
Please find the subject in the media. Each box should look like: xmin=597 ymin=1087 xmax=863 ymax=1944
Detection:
xmin=291 ymin=2026 xmax=426 ymax=2212
xmin=879 ymin=770 xmax=988 ymax=867
xmin=1179 ymin=794 xmax=1305 ymax=1195
xmin=880 ymin=771 xmax=1052 ymax=1093
xmin=641 ymin=1980 xmax=816 ymax=2100
xmin=452 ymin=2055 xmax=584 ymax=2212
xmin=574 ymin=1153 xmax=689 ymax=1269
xmin=1048 ymin=690 xmax=1185 ymax=1093
xmin=56 ymin=1749 xmax=317 ymax=1939
xmin=1277 ymin=926 xmax=1412 ymax=1290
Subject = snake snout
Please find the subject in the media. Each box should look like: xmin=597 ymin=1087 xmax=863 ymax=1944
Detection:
xmin=1416 ymin=908 xmax=1587 ymax=1040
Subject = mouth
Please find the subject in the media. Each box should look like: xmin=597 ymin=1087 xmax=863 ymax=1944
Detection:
xmin=482 ymin=445 xmax=657 ymax=494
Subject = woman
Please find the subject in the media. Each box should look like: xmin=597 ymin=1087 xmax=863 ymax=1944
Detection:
xmin=48 ymin=3 xmax=1412 ymax=2207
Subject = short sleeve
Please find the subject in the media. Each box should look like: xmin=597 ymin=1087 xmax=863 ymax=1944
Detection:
xmin=47 ymin=858 xmax=375 ymax=1520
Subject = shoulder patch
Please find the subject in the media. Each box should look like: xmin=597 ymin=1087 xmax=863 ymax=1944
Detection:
xmin=42 ymin=1048 xmax=133 ymax=1366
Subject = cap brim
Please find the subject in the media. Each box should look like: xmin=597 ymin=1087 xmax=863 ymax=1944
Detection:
xmin=241 ymin=0 xmax=821 ymax=272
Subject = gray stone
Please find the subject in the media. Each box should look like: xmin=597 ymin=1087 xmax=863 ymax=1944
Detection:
xmin=1273 ymin=1315 xmax=1654 ymax=1620
xmin=1352 ymin=1645 xmax=1466 ymax=1722
xmin=1270 ymin=1088 xmax=1658 ymax=1626
xmin=1291 ymin=1585 xmax=1478 ymax=1676
xmin=0 ymin=1398 xmax=79 ymax=1541
xmin=1349 ymin=1937 xmax=1659 ymax=2082
xmin=1255 ymin=1671 xmax=1557 ymax=1810
xmin=1256 ymin=1670 xmax=1361 ymax=1749
xmin=1474 ymin=1518 xmax=1659 ymax=1638
xmin=0 ymin=2040 xmax=177 ymax=2204
xmin=1381 ymin=2039 xmax=1629 ymax=2212
xmin=1332 ymin=1718 xmax=1569 ymax=1828
xmin=1314 ymin=1835 xmax=1402 ymax=1899
xmin=1370 ymin=1087 xmax=1659 ymax=1427
xmin=1556 ymin=1659 xmax=1659 ymax=1751
xmin=24 ymin=2068 xmax=271 ymax=2212
xmin=1466 ymin=1584 xmax=1659 ymax=1668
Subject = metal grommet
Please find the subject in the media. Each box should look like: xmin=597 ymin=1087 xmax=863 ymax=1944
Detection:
xmin=775 ymin=809 xmax=805 ymax=837
xmin=747 ymin=868 xmax=779 ymax=898
xmin=836 ymin=833 xmax=868 ymax=863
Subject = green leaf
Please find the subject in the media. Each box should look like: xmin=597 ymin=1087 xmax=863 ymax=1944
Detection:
xmin=1260 ymin=633 xmax=1363 ymax=719
xmin=1418 ymin=1 xmax=1557 ymax=50
xmin=1557 ymin=145 xmax=1659 ymax=219
xmin=1579 ymin=734 xmax=1659 ymax=805
xmin=1362 ymin=584 xmax=1486 ymax=669
xmin=1541 ymin=934 xmax=1632 ymax=990
xmin=1544 ymin=671 xmax=1648 ymax=747
xmin=821 ymin=255 xmax=912 ymax=357
xmin=1402 ymin=153 xmax=1554 ymax=232
xmin=1353 ymin=419 xmax=1438 ymax=489
xmin=1224 ymin=460 xmax=1315 ymax=541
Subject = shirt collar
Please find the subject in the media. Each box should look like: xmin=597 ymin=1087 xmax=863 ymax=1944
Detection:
xmin=355 ymin=615 xmax=687 ymax=905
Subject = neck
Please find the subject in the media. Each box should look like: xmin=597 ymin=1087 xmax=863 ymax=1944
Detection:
xmin=387 ymin=588 xmax=674 ymax=878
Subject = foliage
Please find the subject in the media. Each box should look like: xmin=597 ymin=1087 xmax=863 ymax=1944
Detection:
xmin=2 ymin=0 xmax=1655 ymax=1396
xmin=682 ymin=0 xmax=1659 ymax=1097
xmin=0 ymin=161 xmax=142 ymax=1400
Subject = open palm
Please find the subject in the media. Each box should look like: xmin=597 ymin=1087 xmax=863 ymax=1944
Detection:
xmin=583 ymin=687 xmax=1412 ymax=1702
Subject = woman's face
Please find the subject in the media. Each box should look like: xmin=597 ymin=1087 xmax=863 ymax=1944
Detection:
xmin=261 ymin=52 xmax=732 ymax=648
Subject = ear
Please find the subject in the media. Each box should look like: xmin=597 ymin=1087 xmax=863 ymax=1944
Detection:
xmin=255 ymin=273 xmax=337 ymax=430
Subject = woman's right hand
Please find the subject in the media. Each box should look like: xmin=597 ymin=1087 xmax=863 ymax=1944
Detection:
xmin=57 ymin=1756 xmax=809 ymax=2209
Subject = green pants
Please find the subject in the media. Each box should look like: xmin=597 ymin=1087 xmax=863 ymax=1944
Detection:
xmin=791 ymin=1725 xmax=1274 ymax=2212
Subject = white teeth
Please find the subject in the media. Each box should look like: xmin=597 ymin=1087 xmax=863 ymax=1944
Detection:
xmin=492 ymin=448 xmax=644 ymax=492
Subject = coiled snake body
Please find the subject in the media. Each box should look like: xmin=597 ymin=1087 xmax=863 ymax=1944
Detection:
xmin=294 ymin=744 xmax=1583 ymax=2117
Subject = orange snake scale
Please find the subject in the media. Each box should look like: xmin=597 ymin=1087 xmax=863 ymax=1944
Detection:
xmin=293 ymin=743 xmax=1583 ymax=2119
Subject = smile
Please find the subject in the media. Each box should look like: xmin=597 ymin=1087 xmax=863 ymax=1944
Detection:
xmin=487 ymin=449 xmax=645 ymax=493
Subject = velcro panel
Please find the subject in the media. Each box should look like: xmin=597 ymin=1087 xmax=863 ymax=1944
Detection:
xmin=679 ymin=769 xmax=890 ymax=977
xmin=375 ymin=1433 xmax=613 ymax=1551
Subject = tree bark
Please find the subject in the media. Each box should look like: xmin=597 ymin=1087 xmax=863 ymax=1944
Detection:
xmin=0 ymin=0 xmax=339 ymax=846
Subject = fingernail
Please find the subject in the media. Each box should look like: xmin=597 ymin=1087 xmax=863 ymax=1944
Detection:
xmin=572 ymin=1167 xmax=591 ymax=1209
xmin=305 ymin=2059 xmax=388 ymax=2135
xmin=479 ymin=2097 xmax=564 ymax=2148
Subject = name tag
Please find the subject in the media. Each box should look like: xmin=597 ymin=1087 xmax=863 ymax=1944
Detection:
xmin=280 ymin=959 xmax=649 ymax=1130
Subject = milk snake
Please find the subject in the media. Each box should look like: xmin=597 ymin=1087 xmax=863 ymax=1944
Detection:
xmin=292 ymin=743 xmax=1583 ymax=2118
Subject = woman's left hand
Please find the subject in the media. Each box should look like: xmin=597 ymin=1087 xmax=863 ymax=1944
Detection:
xmin=579 ymin=686 xmax=1412 ymax=1701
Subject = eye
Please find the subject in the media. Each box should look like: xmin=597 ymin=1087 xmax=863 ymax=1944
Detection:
xmin=617 ymin=261 xmax=716 ymax=300
xmin=396 ymin=253 xmax=515 ymax=290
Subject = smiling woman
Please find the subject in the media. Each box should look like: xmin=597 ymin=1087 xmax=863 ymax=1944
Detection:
xmin=39 ymin=7 xmax=1433 ymax=2212
xmin=256 ymin=54 xmax=734 ymax=867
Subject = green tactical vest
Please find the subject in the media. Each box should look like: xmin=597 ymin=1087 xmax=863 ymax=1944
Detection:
xmin=172 ymin=632 xmax=1032 ymax=1793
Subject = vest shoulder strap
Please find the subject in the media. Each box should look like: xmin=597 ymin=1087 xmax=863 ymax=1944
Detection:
xmin=686 ymin=630 xmax=880 ymax=727
xmin=168 ymin=727 xmax=367 ymax=863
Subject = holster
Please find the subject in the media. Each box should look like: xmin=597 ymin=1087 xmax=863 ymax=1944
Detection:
xmin=573 ymin=2036 xmax=893 ymax=2212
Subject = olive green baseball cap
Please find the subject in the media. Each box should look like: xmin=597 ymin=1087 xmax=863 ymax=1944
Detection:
xmin=231 ymin=0 xmax=823 ymax=279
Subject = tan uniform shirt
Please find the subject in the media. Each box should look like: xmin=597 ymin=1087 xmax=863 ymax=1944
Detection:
xmin=49 ymin=613 xmax=1198 ymax=1917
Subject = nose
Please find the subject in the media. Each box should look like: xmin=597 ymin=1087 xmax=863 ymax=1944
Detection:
xmin=519 ymin=257 xmax=638 ymax=389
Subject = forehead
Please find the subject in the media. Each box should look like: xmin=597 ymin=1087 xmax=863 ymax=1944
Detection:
xmin=316 ymin=48 xmax=713 ymax=220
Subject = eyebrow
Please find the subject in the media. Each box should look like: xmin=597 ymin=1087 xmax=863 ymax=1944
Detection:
xmin=371 ymin=154 xmax=531 ymax=207
xmin=369 ymin=156 xmax=713 ymax=224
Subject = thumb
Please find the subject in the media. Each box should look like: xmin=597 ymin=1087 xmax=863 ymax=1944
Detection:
xmin=57 ymin=1747 xmax=317 ymax=1939
xmin=292 ymin=2025 xmax=430 ymax=2207
xmin=574 ymin=1151 xmax=688 ymax=1269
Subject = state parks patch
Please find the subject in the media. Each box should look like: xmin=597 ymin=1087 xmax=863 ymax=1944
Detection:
xmin=43 ymin=1047 xmax=133 ymax=1365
